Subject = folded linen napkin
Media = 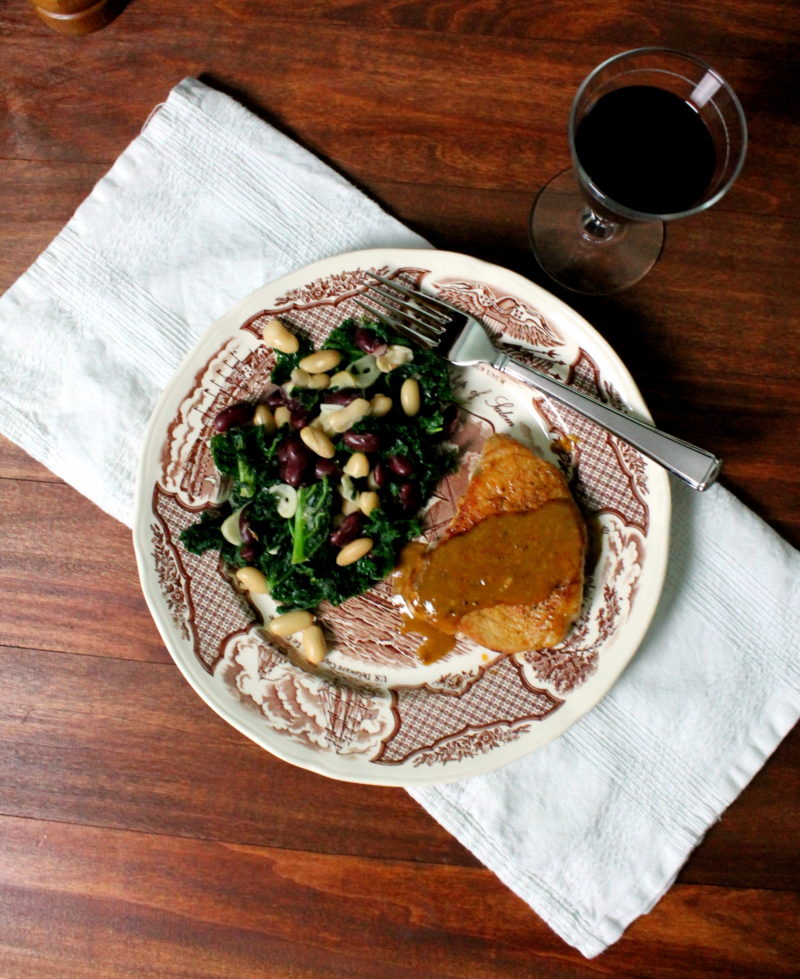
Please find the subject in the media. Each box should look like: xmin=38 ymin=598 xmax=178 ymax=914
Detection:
xmin=1 ymin=77 xmax=798 ymax=958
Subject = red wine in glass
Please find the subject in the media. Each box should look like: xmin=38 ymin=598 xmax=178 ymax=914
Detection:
xmin=530 ymin=49 xmax=747 ymax=294
xmin=575 ymin=86 xmax=717 ymax=215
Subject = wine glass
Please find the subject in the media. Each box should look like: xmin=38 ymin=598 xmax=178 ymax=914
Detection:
xmin=529 ymin=48 xmax=748 ymax=294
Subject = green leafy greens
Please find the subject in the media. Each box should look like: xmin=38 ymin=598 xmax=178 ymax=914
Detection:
xmin=180 ymin=316 xmax=458 ymax=613
xmin=290 ymin=479 xmax=333 ymax=565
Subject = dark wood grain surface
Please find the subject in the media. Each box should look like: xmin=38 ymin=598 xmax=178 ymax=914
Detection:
xmin=1 ymin=1 xmax=798 ymax=975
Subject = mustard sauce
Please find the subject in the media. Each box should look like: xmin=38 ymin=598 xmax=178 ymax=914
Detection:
xmin=393 ymin=500 xmax=585 ymax=663
xmin=400 ymin=615 xmax=457 ymax=664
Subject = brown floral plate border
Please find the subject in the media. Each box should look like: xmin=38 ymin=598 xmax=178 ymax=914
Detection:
xmin=133 ymin=249 xmax=670 ymax=785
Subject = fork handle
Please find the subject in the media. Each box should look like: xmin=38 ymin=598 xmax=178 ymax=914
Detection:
xmin=497 ymin=354 xmax=721 ymax=491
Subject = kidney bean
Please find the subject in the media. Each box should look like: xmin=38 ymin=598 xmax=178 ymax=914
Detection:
xmin=277 ymin=434 xmax=306 ymax=465
xmin=285 ymin=437 xmax=311 ymax=465
xmin=285 ymin=398 xmax=311 ymax=430
xmin=322 ymin=388 xmax=360 ymax=406
xmin=314 ymin=457 xmax=342 ymax=479
xmin=387 ymin=453 xmax=414 ymax=477
xmin=213 ymin=402 xmax=254 ymax=433
xmin=266 ymin=388 xmax=286 ymax=408
xmin=354 ymin=327 xmax=388 ymax=355
xmin=329 ymin=512 xmax=364 ymax=547
xmin=239 ymin=542 xmax=260 ymax=563
xmin=397 ymin=481 xmax=419 ymax=512
xmin=281 ymin=457 xmax=310 ymax=488
xmin=343 ymin=431 xmax=381 ymax=452
xmin=372 ymin=459 xmax=389 ymax=488
xmin=239 ymin=510 xmax=259 ymax=545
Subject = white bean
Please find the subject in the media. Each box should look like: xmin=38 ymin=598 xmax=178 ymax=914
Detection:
xmin=329 ymin=370 xmax=357 ymax=389
xmin=369 ymin=394 xmax=393 ymax=417
xmin=328 ymin=398 xmax=371 ymax=434
xmin=400 ymin=377 xmax=421 ymax=416
xmin=290 ymin=367 xmax=329 ymax=391
xmin=235 ymin=566 xmax=269 ymax=594
xmin=298 ymin=349 xmax=342 ymax=374
xmin=309 ymin=417 xmax=334 ymax=437
xmin=274 ymin=405 xmax=291 ymax=428
xmin=253 ymin=404 xmax=276 ymax=432
xmin=336 ymin=537 xmax=373 ymax=567
xmin=358 ymin=491 xmax=380 ymax=516
xmin=262 ymin=317 xmax=299 ymax=354
xmin=300 ymin=425 xmax=335 ymax=459
xmin=290 ymin=368 xmax=313 ymax=388
xmin=301 ymin=625 xmax=327 ymax=664
xmin=343 ymin=452 xmax=369 ymax=478
xmin=268 ymin=609 xmax=314 ymax=636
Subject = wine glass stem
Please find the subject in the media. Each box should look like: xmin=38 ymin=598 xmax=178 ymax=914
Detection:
xmin=581 ymin=208 xmax=620 ymax=241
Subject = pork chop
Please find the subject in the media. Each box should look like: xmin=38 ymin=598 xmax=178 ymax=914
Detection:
xmin=398 ymin=434 xmax=586 ymax=656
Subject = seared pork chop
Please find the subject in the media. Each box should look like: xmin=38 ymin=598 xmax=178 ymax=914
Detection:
xmin=398 ymin=434 xmax=586 ymax=655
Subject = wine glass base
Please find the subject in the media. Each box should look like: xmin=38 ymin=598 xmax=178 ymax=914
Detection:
xmin=529 ymin=169 xmax=665 ymax=295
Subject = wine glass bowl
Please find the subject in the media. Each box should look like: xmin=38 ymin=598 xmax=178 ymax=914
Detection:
xmin=530 ymin=48 xmax=748 ymax=294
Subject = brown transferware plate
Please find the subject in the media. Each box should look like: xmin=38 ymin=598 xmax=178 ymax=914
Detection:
xmin=133 ymin=249 xmax=670 ymax=784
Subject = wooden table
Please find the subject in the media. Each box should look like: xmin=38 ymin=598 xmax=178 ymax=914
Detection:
xmin=1 ymin=1 xmax=798 ymax=974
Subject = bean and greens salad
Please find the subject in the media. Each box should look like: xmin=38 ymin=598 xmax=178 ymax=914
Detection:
xmin=180 ymin=314 xmax=458 ymax=663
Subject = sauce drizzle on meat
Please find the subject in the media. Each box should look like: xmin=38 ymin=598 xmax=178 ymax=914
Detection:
xmin=394 ymin=499 xmax=586 ymax=663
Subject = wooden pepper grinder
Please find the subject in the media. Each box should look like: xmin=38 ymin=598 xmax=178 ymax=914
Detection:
xmin=29 ymin=0 xmax=123 ymax=35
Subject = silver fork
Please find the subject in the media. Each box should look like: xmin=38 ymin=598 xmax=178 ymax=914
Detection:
xmin=355 ymin=272 xmax=721 ymax=491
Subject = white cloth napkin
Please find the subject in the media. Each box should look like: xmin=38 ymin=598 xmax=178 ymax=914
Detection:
xmin=1 ymin=78 xmax=798 ymax=958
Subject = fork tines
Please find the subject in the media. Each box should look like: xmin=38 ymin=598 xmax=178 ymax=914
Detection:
xmin=352 ymin=273 xmax=452 ymax=350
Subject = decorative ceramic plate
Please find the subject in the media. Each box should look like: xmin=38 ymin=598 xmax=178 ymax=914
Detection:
xmin=133 ymin=249 xmax=670 ymax=785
